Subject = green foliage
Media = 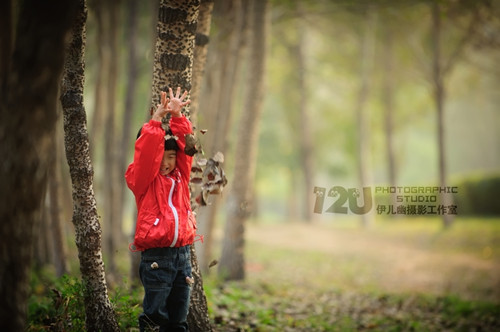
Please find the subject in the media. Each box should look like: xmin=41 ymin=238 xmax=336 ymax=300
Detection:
xmin=453 ymin=173 xmax=500 ymax=216
xmin=28 ymin=274 xmax=86 ymax=331
xmin=27 ymin=272 xmax=142 ymax=331
xmin=110 ymin=284 xmax=143 ymax=331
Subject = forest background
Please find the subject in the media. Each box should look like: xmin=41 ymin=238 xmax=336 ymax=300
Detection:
xmin=3 ymin=0 xmax=499 ymax=330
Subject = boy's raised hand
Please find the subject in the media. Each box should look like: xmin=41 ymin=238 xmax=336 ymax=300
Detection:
xmin=167 ymin=87 xmax=190 ymax=118
xmin=152 ymin=87 xmax=190 ymax=122
xmin=152 ymin=91 xmax=170 ymax=122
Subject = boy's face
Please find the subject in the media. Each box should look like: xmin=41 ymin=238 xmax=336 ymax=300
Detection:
xmin=160 ymin=150 xmax=177 ymax=176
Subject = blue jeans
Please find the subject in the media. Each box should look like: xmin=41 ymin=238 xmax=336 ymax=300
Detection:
xmin=139 ymin=246 xmax=192 ymax=332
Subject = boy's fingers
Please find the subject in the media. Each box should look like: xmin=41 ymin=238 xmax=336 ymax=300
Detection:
xmin=181 ymin=90 xmax=188 ymax=101
xmin=169 ymin=87 xmax=174 ymax=99
xmin=176 ymin=86 xmax=181 ymax=97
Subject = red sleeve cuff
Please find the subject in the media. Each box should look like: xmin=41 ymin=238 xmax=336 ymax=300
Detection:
xmin=148 ymin=119 xmax=162 ymax=127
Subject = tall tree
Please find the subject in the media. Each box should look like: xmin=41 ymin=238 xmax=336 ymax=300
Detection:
xmin=189 ymin=0 xmax=214 ymax=124
xmin=295 ymin=4 xmax=315 ymax=222
xmin=218 ymin=0 xmax=269 ymax=281
xmin=428 ymin=0 xmax=482 ymax=227
xmin=88 ymin=0 xmax=106 ymax=156
xmin=47 ymin=120 xmax=69 ymax=276
xmin=355 ymin=5 xmax=376 ymax=227
xmin=118 ymin=0 xmax=140 ymax=262
xmin=129 ymin=0 xmax=160 ymax=287
xmin=147 ymin=1 xmax=212 ymax=330
xmin=381 ymin=14 xmax=398 ymax=208
xmin=0 ymin=0 xmax=78 ymax=330
xmin=87 ymin=0 xmax=123 ymax=280
xmin=102 ymin=0 xmax=122 ymax=280
xmin=60 ymin=0 xmax=120 ymax=330
xmin=431 ymin=1 xmax=451 ymax=227
xmin=195 ymin=0 xmax=250 ymax=272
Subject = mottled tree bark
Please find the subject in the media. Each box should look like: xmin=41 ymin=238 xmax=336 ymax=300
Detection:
xmin=0 ymin=0 xmax=78 ymax=330
xmin=149 ymin=1 xmax=212 ymax=330
xmin=218 ymin=0 xmax=269 ymax=281
xmin=60 ymin=0 xmax=120 ymax=331
xmin=151 ymin=0 xmax=199 ymax=107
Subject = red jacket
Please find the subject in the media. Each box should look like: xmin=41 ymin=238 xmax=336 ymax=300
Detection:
xmin=125 ymin=116 xmax=196 ymax=251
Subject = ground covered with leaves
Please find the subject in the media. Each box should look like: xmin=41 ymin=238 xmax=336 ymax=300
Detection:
xmin=207 ymin=280 xmax=499 ymax=331
xmin=28 ymin=217 xmax=500 ymax=331
xmin=206 ymin=217 xmax=500 ymax=331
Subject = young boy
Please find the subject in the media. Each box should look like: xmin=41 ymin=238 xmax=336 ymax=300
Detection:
xmin=125 ymin=87 xmax=196 ymax=332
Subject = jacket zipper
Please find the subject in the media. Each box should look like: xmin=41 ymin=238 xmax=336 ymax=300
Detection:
xmin=168 ymin=178 xmax=179 ymax=247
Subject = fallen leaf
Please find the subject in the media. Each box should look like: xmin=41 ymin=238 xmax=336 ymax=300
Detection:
xmin=213 ymin=151 xmax=224 ymax=163
xmin=190 ymin=177 xmax=203 ymax=184
xmin=191 ymin=166 xmax=203 ymax=173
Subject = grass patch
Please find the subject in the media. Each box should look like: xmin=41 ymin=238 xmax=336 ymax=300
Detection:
xmin=27 ymin=271 xmax=142 ymax=331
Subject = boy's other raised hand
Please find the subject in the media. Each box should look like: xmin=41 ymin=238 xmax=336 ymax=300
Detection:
xmin=167 ymin=87 xmax=190 ymax=118
xmin=152 ymin=91 xmax=170 ymax=122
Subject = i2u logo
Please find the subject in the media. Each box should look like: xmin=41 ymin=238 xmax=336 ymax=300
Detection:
xmin=313 ymin=186 xmax=373 ymax=215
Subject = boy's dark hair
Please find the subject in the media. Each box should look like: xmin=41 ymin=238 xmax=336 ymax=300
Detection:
xmin=136 ymin=127 xmax=179 ymax=151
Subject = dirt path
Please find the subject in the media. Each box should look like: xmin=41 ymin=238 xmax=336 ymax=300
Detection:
xmin=245 ymin=222 xmax=500 ymax=302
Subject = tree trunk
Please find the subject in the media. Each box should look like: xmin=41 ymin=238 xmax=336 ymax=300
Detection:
xmin=189 ymin=0 xmax=214 ymax=272
xmin=48 ymin=120 xmax=69 ymax=276
xmin=60 ymin=1 xmax=120 ymax=331
xmin=102 ymin=0 xmax=124 ymax=283
xmin=130 ymin=0 xmax=160 ymax=287
xmin=189 ymin=0 xmax=214 ymax=124
xmin=218 ymin=0 xmax=268 ymax=281
xmin=149 ymin=1 xmax=212 ymax=330
xmin=355 ymin=6 xmax=376 ymax=228
xmin=34 ymin=192 xmax=52 ymax=269
xmin=89 ymin=0 xmax=106 ymax=158
xmin=381 ymin=22 xmax=398 ymax=209
xmin=296 ymin=8 xmax=314 ymax=222
xmin=195 ymin=0 xmax=249 ymax=273
xmin=150 ymin=0 xmax=198 ymax=105
xmin=0 ymin=0 xmax=78 ymax=330
xmin=34 ymin=116 xmax=69 ymax=276
xmin=119 ymin=0 xmax=139 ymax=257
xmin=88 ymin=0 xmax=123 ymax=281
xmin=431 ymin=1 xmax=454 ymax=228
